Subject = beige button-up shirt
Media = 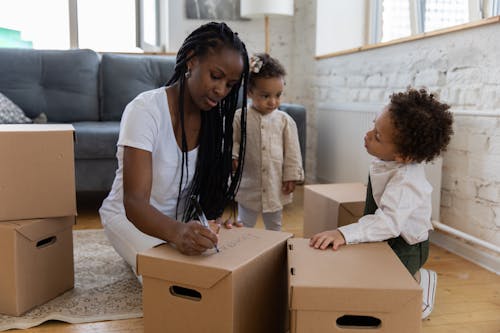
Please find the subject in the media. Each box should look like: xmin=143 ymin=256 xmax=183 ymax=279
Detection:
xmin=233 ymin=106 xmax=304 ymax=213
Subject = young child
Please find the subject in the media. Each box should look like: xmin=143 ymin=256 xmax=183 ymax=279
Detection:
xmin=310 ymin=88 xmax=453 ymax=319
xmin=231 ymin=53 xmax=304 ymax=231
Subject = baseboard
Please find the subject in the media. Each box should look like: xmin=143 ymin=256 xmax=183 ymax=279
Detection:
xmin=429 ymin=231 xmax=500 ymax=275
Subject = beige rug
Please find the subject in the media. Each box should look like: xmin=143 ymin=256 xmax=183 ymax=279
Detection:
xmin=0 ymin=229 xmax=143 ymax=331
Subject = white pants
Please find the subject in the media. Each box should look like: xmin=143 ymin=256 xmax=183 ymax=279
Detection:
xmin=237 ymin=203 xmax=283 ymax=231
xmin=99 ymin=212 xmax=164 ymax=278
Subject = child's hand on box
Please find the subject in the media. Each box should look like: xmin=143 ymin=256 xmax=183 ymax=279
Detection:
xmin=309 ymin=229 xmax=346 ymax=250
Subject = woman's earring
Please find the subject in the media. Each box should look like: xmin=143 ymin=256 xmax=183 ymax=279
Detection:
xmin=185 ymin=69 xmax=191 ymax=79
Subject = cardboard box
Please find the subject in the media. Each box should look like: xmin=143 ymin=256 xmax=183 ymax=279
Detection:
xmin=138 ymin=227 xmax=293 ymax=333
xmin=303 ymin=183 xmax=366 ymax=238
xmin=0 ymin=216 xmax=74 ymax=316
xmin=288 ymin=238 xmax=421 ymax=333
xmin=0 ymin=124 xmax=76 ymax=221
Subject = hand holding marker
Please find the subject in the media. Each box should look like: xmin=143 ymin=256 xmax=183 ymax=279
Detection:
xmin=190 ymin=195 xmax=220 ymax=253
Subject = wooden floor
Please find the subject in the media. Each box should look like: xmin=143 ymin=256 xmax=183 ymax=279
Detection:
xmin=18 ymin=185 xmax=500 ymax=332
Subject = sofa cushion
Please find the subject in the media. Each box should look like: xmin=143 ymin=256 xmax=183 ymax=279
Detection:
xmin=100 ymin=53 xmax=176 ymax=121
xmin=73 ymin=121 xmax=120 ymax=159
xmin=0 ymin=48 xmax=100 ymax=122
xmin=75 ymin=159 xmax=118 ymax=192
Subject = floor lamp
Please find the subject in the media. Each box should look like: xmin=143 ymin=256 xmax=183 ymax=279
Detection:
xmin=240 ymin=0 xmax=294 ymax=54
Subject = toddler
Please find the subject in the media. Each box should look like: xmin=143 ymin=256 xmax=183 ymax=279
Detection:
xmin=231 ymin=53 xmax=304 ymax=231
xmin=310 ymin=88 xmax=453 ymax=319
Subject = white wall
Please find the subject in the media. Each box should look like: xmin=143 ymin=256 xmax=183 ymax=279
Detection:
xmin=167 ymin=0 xmax=296 ymax=100
xmin=293 ymin=0 xmax=500 ymax=267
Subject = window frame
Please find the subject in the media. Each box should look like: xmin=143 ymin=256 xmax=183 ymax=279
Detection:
xmin=372 ymin=0 xmax=482 ymax=43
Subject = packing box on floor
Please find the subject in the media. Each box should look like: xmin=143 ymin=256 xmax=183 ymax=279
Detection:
xmin=0 ymin=124 xmax=76 ymax=221
xmin=288 ymin=238 xmax=421 ymax=333
xmin=303 ymin=183 xmax=366 ymax=238
xmin=0 ymin=216 xmax=74 ymax=316
xmin=138 ymin=227 xmax=293 ymax=333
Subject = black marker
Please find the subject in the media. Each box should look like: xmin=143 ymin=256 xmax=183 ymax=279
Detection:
xmin=190 ymin=195 xmax=220 ymax=253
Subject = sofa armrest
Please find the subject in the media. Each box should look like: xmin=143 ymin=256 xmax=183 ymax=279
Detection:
xmin=279 ymin=103 xmax=306 ymax=171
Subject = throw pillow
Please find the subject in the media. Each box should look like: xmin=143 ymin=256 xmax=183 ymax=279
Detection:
xmin=0 ymin=92 xmax=32 ymax=124
xmin=32 ymin=112 xmax=48 ymax=124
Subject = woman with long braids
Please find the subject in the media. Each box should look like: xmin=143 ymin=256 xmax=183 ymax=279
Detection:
xmin=99 ymin=22 xmax=249 ymax=276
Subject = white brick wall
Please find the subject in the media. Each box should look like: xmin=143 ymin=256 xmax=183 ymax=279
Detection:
xmin=290 ymin=1 xmax=500 ymax=252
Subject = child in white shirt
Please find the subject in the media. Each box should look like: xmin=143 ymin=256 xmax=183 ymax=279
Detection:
xmin=310 ymin=88 xmax=453 ymax=319
xmin=231 ymin=53 xmax=304 ymax=231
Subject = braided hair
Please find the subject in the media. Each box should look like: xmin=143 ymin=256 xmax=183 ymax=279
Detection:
xmin=166 ymin=22 xmax=249 ymax=221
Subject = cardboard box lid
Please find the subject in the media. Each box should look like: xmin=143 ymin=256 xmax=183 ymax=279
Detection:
xmin=0 ymin=124 xmax=75 ymax=133
xmin=288 ymin=238 xmax=421 ymax=313
xmin=0 ymin=217 xmax=74 ymax=242
xmin=305 ymin=183 xmax=367 ymax=204
xmin=138 ymin=227 xmax=292 ymax=289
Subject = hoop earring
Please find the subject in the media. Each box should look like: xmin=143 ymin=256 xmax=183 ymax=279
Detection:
xmin=185 ymin=69 xmax=191 ymax=79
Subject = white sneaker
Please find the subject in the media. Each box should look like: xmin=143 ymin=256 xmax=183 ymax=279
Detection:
xmin=420 ymin=268 xmax=437 ymax=319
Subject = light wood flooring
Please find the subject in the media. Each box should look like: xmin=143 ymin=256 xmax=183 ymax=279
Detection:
xmin=18 ymin=185 xmax=500 ymax=332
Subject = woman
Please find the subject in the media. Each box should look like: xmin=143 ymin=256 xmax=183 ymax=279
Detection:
xmin=99 ymin=22 xmax=249 ymax=275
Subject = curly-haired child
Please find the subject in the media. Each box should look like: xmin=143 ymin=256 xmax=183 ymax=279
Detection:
xmin=310 ymin=88 xmax=454 ymax=319
xmin=229 ymin=53 xmax=304 ymax=231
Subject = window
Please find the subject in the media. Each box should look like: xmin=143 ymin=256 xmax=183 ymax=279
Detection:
xmin=493 ymin=0 xmax=500 ymax=15
xmin=315 ymin=0 xmax=494 ymax=57
xmin=378 ymin=0 xmax=477 ymax=43
xmin=76 ymin=0 xmax=139 ymax=52
xmin=422 ymin=0 xmax=470 ymax=32
xmin=380 ymin=0 xmax=411 ymax=42
xmin=0 ymin=0 xmax=165 ymax=52
xmin=0 ymin=0 xmax=70 ymax=49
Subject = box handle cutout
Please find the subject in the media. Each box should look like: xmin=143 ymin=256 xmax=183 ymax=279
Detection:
xmin=288 ymin=243 xmax=294 ymax=251
xmin=169 ymin=285 xmax=202 ymax=302
xmin=290 ymin=267 xmax=295 ymax=275
xmin=336 ymin=315 xmax=381 ymax=329
xmin=36 ymin=236 xmax=57 ymax=248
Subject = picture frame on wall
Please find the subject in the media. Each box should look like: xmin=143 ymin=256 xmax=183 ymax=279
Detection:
xmin=185 ymin=0 xmax=247 ymax=20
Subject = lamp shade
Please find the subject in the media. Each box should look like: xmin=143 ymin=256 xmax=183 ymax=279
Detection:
xmin=240 ymin=0 xmax=294 ymax=18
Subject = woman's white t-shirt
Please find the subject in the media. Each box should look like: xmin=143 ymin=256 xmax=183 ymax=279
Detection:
xmin=99 ymin=87 xmax=198 ymax=224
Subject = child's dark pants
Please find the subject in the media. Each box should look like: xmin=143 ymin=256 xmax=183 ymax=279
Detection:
xmin=364 ymin=177 xmax=429 ymax=276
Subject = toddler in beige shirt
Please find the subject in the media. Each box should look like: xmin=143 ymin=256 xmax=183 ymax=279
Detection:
xmin=231 ymin=53 xmax=304 ymax=231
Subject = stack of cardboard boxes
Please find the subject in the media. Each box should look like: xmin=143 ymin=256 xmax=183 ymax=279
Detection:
xmin=137 ymin=182 xmax=422 ymax=332
xmin=298 ymin=183 xmax=421 ymax=332
xmin=0 ymin=125 xmax=76 ymax=316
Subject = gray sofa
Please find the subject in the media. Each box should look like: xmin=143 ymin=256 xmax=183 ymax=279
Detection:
xmin=0 ymin=48 xmax=306 ymax=192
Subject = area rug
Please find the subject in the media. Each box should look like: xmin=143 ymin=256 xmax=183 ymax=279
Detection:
xmin=0 ymin=229 xmax=143 ymax=331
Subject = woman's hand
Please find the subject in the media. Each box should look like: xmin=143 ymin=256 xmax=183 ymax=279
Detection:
xmin=172 ymin=221 xmax=219 ymax=255
xmin=309 ymin=229 xmax=346 ymax=250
